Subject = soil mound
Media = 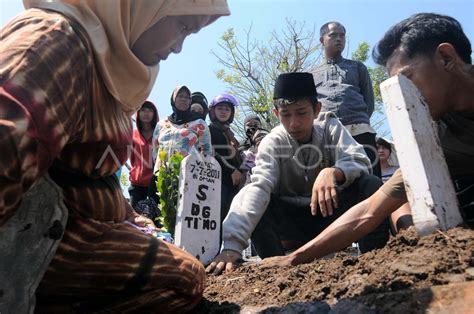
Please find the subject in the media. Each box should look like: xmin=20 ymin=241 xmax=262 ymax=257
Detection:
xmin=198 ymin=227 xmax=474 ymax=313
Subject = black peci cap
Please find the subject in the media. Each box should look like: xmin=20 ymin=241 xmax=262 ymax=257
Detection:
xmin=273 ymin=72 xmax=317 ymax=100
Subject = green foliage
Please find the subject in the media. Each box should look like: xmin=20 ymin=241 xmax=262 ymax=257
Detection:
xmin=368 ymin=66 xmax=389 ymax=104
xmin=120 ymin=171 xmax=129 ymax=187
xmin=351 ymin=41 xmax=389 ymax=104
xmin=351 ymin=42 xmax=369 ymax=63
xmin=156 ymin=150 xmax=184 ymax=236
xmin=352 ymin=42 xmax=390 ymax=136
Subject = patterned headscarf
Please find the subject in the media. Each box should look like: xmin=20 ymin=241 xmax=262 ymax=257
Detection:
xmin=23 ymin=0 xmax=230 ymax=113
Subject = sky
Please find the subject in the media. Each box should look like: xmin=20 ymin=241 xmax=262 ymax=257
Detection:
xmin=1 ymin=0 xmax=473 ymax=122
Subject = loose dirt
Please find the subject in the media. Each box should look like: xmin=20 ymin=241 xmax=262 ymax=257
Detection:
xmin=196 ymin=227 xmax=474 ymax=313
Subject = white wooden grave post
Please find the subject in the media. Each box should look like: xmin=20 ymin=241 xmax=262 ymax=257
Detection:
xmin=380 ymin=74 xmax=463 ymax=235
xmin=174 ymin=153 xmax=221 ymax=265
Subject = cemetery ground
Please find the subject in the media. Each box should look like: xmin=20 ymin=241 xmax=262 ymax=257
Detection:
xmin=196 ymin=227 xmax=474 ymax=313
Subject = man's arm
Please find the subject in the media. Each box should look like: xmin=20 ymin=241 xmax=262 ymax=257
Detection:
xmin=261 ymin=189 xmax=406 ymax=267
xmin=358 ymin=62 xmax=375 ymax=117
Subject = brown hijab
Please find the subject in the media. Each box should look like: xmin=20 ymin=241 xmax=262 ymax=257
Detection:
xmin=23 ymin=0 xmax=230 ymax=114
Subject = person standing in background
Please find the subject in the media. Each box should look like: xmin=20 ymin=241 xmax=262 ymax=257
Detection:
xmin=376 ymin=137 xmax=412 ymax=232
xmin=129 ymin=100 xmax=159 ymax=209
xmin=376 ymin=137 xmax=399 ymax=183
xmin=238 ymin=115 xmax=268 ymax=188
xmin=239 ymin=113 xmax=262 ymax=152
xmin=208 ymin=94 xmax=243 ymax=224
xmin=313 ymin=21 xmax=381 ymax=177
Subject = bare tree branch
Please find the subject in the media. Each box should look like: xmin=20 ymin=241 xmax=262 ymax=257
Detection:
xmin=212 ymin=19 xmax=322 ymax=138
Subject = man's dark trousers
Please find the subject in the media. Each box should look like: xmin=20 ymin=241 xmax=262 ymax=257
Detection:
xmin=251 ymin=173 xmax=389 ymax=258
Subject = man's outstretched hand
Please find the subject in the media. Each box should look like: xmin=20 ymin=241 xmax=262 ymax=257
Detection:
xmin=206 ymin=250 xmax=242 ymax=275
xmin=259 ymin=255 xmax=295 ymax=268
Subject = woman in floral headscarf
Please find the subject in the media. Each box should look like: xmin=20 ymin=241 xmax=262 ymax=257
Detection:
xmin=145 ymin=85 xmax=211 ymax=206
xmin=0 ymin=0 xmax=229 ymax=311
xmin=153 ymin=85 xmax=212 ymax=163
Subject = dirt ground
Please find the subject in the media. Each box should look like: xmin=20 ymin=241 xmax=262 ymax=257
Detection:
xmin=196 ymin=227 xmax=474 ymax=313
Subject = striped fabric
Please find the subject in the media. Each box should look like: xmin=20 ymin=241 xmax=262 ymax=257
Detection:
xmin=1 ymin=9 xmax=204 ymax=312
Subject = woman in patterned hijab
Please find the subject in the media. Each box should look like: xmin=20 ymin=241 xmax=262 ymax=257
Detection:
xmin=1 ymin=0 xmax=229 ymax=312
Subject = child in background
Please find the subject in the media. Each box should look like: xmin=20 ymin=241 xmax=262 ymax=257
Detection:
xmin=190 ymin=91 xmax=209 ymax=121
xmin=239 ymin=113 xmax=262 ymax=152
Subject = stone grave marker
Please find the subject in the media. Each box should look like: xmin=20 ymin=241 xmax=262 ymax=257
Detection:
xmin=174 ymin=153 xmax=221 ymax=265
xmin=380 ymin=74 xmax=463 ymax=235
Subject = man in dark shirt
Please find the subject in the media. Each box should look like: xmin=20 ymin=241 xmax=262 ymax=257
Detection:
xmin=313 ymin=21 xmax=381 ymax=177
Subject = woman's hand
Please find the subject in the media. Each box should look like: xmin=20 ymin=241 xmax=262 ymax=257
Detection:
xmin=133 ymin=215 xmax=159 ymax=230
xmin=231 ymin=169 xmax=242 ymax=186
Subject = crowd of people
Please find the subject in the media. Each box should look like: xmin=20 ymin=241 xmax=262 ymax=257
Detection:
xmin=208 ymin=13 xmax=473 ymax=272
xmin=128 ymin=87 xmax=269 ymax=228
xmin=128 ymin=19 xmax=394 ymax=261
xmin=1 ymin=0 xmax=473 ymax=311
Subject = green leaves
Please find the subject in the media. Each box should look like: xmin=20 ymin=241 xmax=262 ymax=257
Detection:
xmin=120 ymin=171 xmax=128 ymax=187
xmin=156 ymin=151 xmax=184 ymax=236
xmin=351 ymin=41 xmax=390 ymax=136
xmin=368 ymin=65 xmax=389 ymax=104
xmin=351 ymin=41 xmax=370 ymax=63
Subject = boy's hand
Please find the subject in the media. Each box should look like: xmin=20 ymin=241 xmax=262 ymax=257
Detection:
xmin=206 ymin=250 xmax=242 ymax=275
xmin=310 ymin=167 xmax=343 ymax=217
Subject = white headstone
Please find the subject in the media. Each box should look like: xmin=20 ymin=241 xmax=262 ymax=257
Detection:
xmin=174 ymin=153 xmax=221 ymax=265
xmin=380 ymin=74 xmax=463 ymax=235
